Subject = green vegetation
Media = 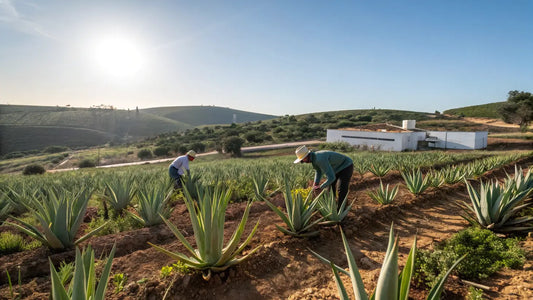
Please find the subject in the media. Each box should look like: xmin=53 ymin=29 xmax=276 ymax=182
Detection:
xmin=0 ymin=232 xmax=41 ymax=255
xmin=402 ymin=169 xmax=431 ymax=195
xmin=444 ymin=102 xmax=505 ymax=118
xmin=78 ymin=159 xmax=96 ymax=168
xmin=415 ymin=227 xmax=525 ymax=286
xmin=149 ymin=184 xmax=260 ymax=280
xmin=141 ymin=105 xmax=277 ymax=126
xmin=463 ymin=167 xmax=533 ymax=232
xmin=310 ymin=224 xmax=466 ymax=300
xmin=22 ymin=164 xmax=45 ymax=175
xmin=368 ymin=180 xmax=399 ymax=205
xmin=264 ymin=179 xmax=324 ymax=237
xmin=498 ymin=90 xmax=533 ymax=131
xmin=129 ymin=182 xmax=173 ymax=226
xmin=316 ymin=190 xmax=353 ymax=225
xmin=0 ymin=104 xmax=275 ymax=155
xmin=5 ymin=186 xmax=107 ymax=250
xmin=49 ymin=244 xmax=116 ymax=300
xmin=113 ymin=273 xmax=127 ymax=293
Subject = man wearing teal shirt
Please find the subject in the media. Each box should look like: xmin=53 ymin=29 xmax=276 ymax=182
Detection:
xmin=294 ymin=145 xmax=354 ymax=203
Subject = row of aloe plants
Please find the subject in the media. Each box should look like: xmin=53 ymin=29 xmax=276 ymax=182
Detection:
xmin=367 ymin=152 xmax=532 ymax=204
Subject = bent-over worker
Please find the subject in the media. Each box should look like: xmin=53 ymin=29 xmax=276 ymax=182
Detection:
xmin=294 ymin=145 xmax=353 ymax=203
xmin=168 ymin=150 xmax=196 ymax=189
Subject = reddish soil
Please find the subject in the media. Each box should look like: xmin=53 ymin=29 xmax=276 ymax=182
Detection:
xmin=1 ymin=157 xmax=532 ymax=300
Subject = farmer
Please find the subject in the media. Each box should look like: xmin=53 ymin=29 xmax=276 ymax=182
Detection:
xmin=168 ymin=150 xmax=196 ymax=189
xmin=294 ymin=145 xmax=353 ymax=203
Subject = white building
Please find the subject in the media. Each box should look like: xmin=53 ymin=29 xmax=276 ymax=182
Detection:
xmin=326 ymin=120 xmax=488 ymax=151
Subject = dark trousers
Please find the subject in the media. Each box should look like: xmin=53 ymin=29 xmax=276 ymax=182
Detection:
xmin=168 ymin=166 xmax=182 ymax=189
xmin=332 ymin=164 xmax=353 ymax=203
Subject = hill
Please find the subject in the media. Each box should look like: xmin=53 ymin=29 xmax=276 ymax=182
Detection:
xmin=443 ymin=102 xmax=505 ymax=118
xmin=0 ymin=105 xmax=277 ymax=155
xmin=141 ymin=106 xmax=277 ymax=126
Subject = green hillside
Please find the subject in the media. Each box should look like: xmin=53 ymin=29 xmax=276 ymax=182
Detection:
xmin=142 ymin=106 xmax=277 ymax=126
xmin=0 ymin=105 xmax=190 ymax=136
xmin=443 ymin=102 xmax=505 ymax=118
xmin=0 ymin=125 xmax=112 ymax=154
xmin=0 ymin=105 xmax=191 ymax=155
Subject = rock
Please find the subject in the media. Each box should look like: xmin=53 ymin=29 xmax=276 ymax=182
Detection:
xmin=182 ymin=275 xmax=191 ymax=288
xmin=124 ymin=282 xmax=139 ymax=294
xmin=360 ymin=257 xmax=375 ymax=269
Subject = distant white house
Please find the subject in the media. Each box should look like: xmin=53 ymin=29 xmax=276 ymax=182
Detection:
xmin=326 ymin=120 xmax=488 ymax=151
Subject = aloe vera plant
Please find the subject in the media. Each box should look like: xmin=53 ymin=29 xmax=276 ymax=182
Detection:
xmin=252 ymin=172 xmax=270 ymax=200
xmin=180 ymin=173 xmax=202 ymax=200
xmin=368 ymin=180 xmax=398 ymax=205
xmin=441 ymin=166 xmax=465 ymax=184
xmin=263 ymin=177 xmax=325 ymax=237
xmin=504 ymin=165 xmax=533 ymax=196
xmin=49 ymin=244 xmax=116 ymax=300
xmin=401 ymin=169 xmax=431 ymax=195
xmin=149 ymin=185 xmax=260 ymax=280
xmin=426 ymin=169 xmax=445 ymax=188
xmin=310 ymin=224 xmax=466 ymax=300
xmin=0 ymin=192 xmax=12 ymax=224
xmin=463 ymin=179 xmax=533 ymax=232
xmin=317 ymin=190 xmax=353 ymax=225
xmin=5 ymin=186 xmax=107 ymax=250
xmin=130 ymin=182 xmax=173 ymax=226
xmin=369 ymin=163 xmax=391 ymax=178
xmin=103 ymin=174 xmax=137 ymax=213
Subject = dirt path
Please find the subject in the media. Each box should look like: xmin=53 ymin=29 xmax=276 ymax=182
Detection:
xmin=1 ymin=159 xmax=532 ymax=299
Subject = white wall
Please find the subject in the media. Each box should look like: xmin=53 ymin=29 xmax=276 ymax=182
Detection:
xmin=426 ymin=131 xmax=488 ymax=150
xmin=327 ymin=129 xmax=413 ymax=151
xmin=327 ymin=129 xmax=487 ymax=151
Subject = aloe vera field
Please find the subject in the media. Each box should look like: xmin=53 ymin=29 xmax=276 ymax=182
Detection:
xmin=1 ymin=149 xmax=533 ymax=300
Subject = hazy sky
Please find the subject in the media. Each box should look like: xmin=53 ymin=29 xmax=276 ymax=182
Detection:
xmin=1 ymin=0 xmax=532 ymax=116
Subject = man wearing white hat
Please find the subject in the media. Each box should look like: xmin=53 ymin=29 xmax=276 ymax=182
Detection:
xmin=294 ymin=145 xmax=353 ymax=203
xmin=169 ymin=150 xmax=196 ymax=189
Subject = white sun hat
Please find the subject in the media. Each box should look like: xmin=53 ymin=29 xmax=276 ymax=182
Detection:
xmin=293 ymin=145 xmax=310 ymax=163
xmin=186 ymin=150 xmax=197 ymax=158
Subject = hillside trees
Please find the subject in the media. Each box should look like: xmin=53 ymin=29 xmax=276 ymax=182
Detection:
xmin=499 ymin=90 xmax=533 ymax=131
xmin=222 ymin=136 xmax=244 ymax=157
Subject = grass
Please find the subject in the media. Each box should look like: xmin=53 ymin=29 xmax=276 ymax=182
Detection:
xmin=0 ymin=232 xmax=41 ymax=255
xmin=443 ymin=102 xmax=505 ymax=118
xmin=489 ymin=132 xmax=533 ymax=140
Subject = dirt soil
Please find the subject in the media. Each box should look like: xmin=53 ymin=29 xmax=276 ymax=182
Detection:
xmin=1 ymin=157 xmax=533 ymax=300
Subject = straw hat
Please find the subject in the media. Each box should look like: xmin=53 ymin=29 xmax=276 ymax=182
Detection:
xmin=186 ymin=150 xmax=197 ymax=158
xmin=293 ymin=145 xmax=310 ymax=163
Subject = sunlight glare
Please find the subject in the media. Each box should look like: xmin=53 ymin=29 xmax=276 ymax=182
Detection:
xmin=92 ymin=36 xmax=144 ymax=78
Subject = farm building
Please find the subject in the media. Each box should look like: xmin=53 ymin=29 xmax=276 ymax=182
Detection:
xmin=326 ymin=120 xmax=488 ymax=151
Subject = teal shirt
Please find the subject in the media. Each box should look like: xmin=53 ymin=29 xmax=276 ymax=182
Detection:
xmin=310 ymin=151 xmax=353 ymax=189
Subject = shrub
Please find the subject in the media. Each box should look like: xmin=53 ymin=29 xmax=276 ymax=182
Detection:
xmin=22 ymin=164 xmax=45 ymax=175
xmin=78 ymin=159 xmax=96 ymax=168
xmin=43 ymin=145 xmax=68 ymax=153
xmin=222 ymin=136 xmax=244 ymax=157
xmin=137 ymin=149 xmax=153 ymax=160
xmin=415 ymin=227 xmax=525 ymax=287
xmin=190 ymin=142 xmax=206 ymax=153
xmin=153 ymin=146 xmax=170 ymax=157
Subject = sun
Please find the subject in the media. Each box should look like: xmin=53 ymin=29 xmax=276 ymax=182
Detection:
xmin=92 ymin=36 xmax=144 ymax=78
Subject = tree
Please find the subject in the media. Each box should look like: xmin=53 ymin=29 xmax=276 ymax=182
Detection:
xmin=222 ymin=136 xmax=244 ymax=157
xmin=499 ymin=90 xmax=533 ymax=131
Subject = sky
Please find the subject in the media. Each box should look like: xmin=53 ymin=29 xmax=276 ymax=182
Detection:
xmin=0 ymin=0 xmax=532 ymax=116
